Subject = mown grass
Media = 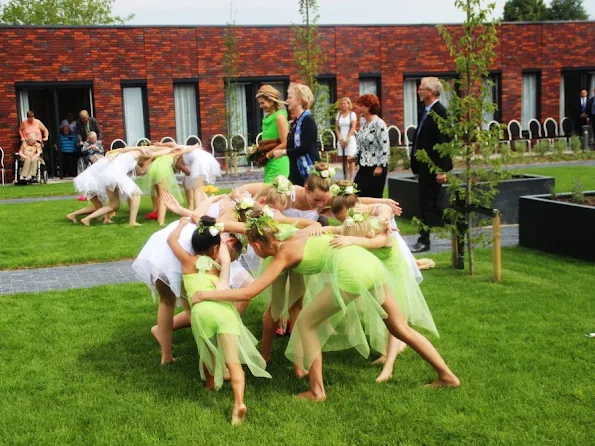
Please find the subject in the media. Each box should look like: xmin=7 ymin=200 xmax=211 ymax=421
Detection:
xmin=518 ymin=165 xmax=595 ymax=192
xmin=0 ymin=248 xmax=593 ymax=445
xmin=0 ymin=181 xmax=78 ymax=199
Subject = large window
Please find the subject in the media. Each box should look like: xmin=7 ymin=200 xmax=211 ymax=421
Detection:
xmin=403 ymin=76 xmax=455 ymax=130
xmin=521 ymin=72 xmax=540 ymax=128
xmin=359 ymin=74 xmax=381 ymax=98
xmin=174 ymin=82 xmax=199 ymax=144
xmin=122 ymin=85 xmax=148 ymax=145
xmin=224 ymin=78 xmax=289 ymax=144
xmin=483 ymin=73 xmax=502 ymax=126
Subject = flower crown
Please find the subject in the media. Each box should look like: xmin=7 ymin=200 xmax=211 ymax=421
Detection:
xmin=272 ymin=175 xmax=294 ymax=196
xmin=309 ymin=165 xmax=336 ymax=181
xmin=329 ymin=182 xmax=359 ymax=197
xmin=197 ymin=221 xmax=224 ymax=237
xmin=343 ymin=207 xmax=369 ymax=227
xmin=246 ymin=210 xmax=278 ymax=236
xmin=234 ymin=195 xmax=255 ymax=219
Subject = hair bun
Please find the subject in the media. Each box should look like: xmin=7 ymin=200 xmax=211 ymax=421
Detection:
xmin=315 ymin=162 xmax=328 ymax=171
xmin=200 ymin=215 xmax=216 ymax=227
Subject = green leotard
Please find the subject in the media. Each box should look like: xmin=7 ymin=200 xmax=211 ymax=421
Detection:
xmin=184 ymin=257 xmax=271 ymax=389
xmin=262 ymin=109 xmax=289 ymax=183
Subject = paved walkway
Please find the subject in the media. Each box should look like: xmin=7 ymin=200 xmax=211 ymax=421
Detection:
xmin=0 ymin=226 xmax=519 ymax=295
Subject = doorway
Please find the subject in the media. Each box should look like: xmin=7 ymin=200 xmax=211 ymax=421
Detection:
xmin=17 ymin=83 xmax=94 ymax=178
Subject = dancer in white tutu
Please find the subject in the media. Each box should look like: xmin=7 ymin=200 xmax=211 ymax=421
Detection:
xmin=66 ymin=156 xmax=111 ymax=223
xmin=79 ymin=147 xmax=154 ymax=226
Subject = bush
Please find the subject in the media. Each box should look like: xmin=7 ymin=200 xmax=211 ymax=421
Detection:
xmin=570 ymin=136 xmax=582 ymax=154
xmin=388 ymin=147 xmax=410 ymax=171
xmin=553 ymin=139 xmax=567 ymax=156
xmin=533 ymin=140 xmax=550 ymax=156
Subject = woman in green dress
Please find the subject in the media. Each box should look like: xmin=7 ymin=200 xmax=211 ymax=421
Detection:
xmin=256 ymin=85 xmax=289 ymax=183
xmin=193 ymin=210 xmax=459 ymax=402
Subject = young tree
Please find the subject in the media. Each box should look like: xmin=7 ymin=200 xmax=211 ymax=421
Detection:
xmin=0 ymin=0 xmax=134 ymax=25
xmin=292 ymin=0 xmax=335 ymax=132
xmin=502 ymin=0 xmax=549 ymax=21
xmin=417 ymin=0 xmax=504 ymax=275
xmin=549 ymin=0 xmax=589 ymax=20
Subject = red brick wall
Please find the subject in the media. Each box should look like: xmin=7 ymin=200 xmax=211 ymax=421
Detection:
xmin=0 ymin=22 xmax=593 ymax=181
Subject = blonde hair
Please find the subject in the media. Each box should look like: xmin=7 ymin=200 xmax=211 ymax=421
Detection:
xmin=254 ymin=184 xmax=291 ymax=210
xmin=340 ymin=220 xmax=373 ymax=237
xmin=288 ymin=83 xmax=314 ymax=109
xmin=256 ymin=85 xmax=286 ymax=113
xmin=306 ymin=162 xmax=333 ymax=192
xmin=245 ymin=210 xmax=279 ymax=244
xmin=338 ymin=97 xmax=353 ymax=110
xmin=330 ymin=180 xmax=359 ymax=215
xmin=79 ymin=110 xmax=89 ymax=119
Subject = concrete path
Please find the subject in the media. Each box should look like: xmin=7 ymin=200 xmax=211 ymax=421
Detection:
xmin=0 ymin=226 xmax=519 ymax=295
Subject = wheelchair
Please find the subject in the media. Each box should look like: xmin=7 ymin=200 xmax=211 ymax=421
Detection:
xmin=76 ymin=155 xmax=93 ymax=176
xmin=13 ymin=148 xmax=48 ymax=185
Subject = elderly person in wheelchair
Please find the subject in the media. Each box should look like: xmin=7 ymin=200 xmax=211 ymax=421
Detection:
xmin=17 ymin=133 xmax=42 ymax=182
xmin=81 ymin=131 xmax=105 ymax=164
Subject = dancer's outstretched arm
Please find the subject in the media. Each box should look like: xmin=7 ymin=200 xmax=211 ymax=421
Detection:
xmin=329 ymin=232 xmax=392 ymax=250
xmin=167 ymin=219 xmax=197 ymax=273
xmin=194 ymin=254 xmax=290 ymax=304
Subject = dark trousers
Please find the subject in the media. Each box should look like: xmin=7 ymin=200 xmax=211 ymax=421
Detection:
xmin=62 ymin=152 xmax=79 ymax=177
xmin=417 ymin=175 xmax=446 ymax=245
xmin=354 ymin=166 xmax=387 ymax=198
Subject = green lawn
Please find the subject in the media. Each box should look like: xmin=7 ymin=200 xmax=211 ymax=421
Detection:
xmin=0 ymin=181 xmax=78 ymax=199
xmin=519 ymin=165 xmax=595 ymax=192
xmin=1 ymin=248 xmax=593 ymax=444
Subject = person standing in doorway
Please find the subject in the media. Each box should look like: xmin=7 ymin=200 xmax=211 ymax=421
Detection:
xmin=19 ymin=110 xmax=49 ymax=143
xmin=75 ymin=110 xmax=102 ymax=149
xmin=409 ymin=77 xmax=453 ymax=253
xmin=587 ymin=88 xmax=595 ymax=146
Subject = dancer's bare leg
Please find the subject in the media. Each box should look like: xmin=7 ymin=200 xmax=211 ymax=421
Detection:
xmin=376 ymin=333 xmax=407 ymax=383
xmin=128 ymin=193 xmax=141 ymax=226
xmin=157 ymin=181 xmax=169 ymax=226
xmin=193 ymin=178 xmax=207 ymax=209
xmin=348 ymin=158 xmax=356 ymax=182
xmin=151 ymin=280 xmax=176 ymax=364
xmin=67 ymin=196 xmax=102 ymax=222
xmin=260 ymin=307 xmax=276 ymax=363
xmin=288 ymin=299 xmax=307 ymax=378
xmin=81 ymin=189 xmax=120 ymax=226
xmin=380 ymin=285 xmax=459 ymax=388
xmin=184 ymin=184 xmax=194 ymax=210
xmin=221 ymin=335 xmax=246 ymax=425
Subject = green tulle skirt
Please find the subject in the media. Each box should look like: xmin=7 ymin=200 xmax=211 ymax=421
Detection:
xmin=285 ymin=245 xmax=393 ymax=372
xmin=142 ymin=155 xmax=184 ymax=204
xmin=256 ymin=256 xmax=305 ymax=321
xmin=185 ymin=273 xmax=271 ymax=390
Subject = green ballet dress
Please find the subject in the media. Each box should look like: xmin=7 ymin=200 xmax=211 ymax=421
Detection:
xmin=262 ymin=109 xmax=290 ymax=183
xmin=256 ymin=224 xmax=304 ymax=321
xmin=144 ymin=154 xmax=184 ymax=203
xmin=184 ymin=257 xmax=271 ymax=390
xmin=284 ymin=235 xmax=396 ymax=372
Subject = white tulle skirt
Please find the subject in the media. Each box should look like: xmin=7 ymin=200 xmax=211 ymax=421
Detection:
xmin=73 ymin=157 xmax=110 ymax=201
xmin=99 ymin=153 xmax=141 ymax=199
xmin=391 ymin=218 xmax=423 ymax=284
xmin=183 ymin=148 xmax=222 ymax=187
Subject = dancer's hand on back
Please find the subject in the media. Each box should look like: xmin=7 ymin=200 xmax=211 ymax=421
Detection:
xmin=177 ymin=217 xmax=190 ymax=227
xmin=304 ymin=222 xmax=324 ymax=237
xmin=329 ymin=235 xmax=355 ymax=249
xmin=382 ymin=199 xmax=402 ymax=217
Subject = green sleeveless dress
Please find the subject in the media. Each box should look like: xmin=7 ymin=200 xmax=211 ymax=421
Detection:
xmin=184 ymin=257 xmax=271 ymax=390
xmin=255 ymin=223 xmax=303 ymax=321
xmin=262 ymin=109 xmax=289 ymax=183
xmin=284 ymin=235 xmax=395 ymax=371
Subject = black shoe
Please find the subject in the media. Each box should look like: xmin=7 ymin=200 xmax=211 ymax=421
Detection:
xmin=410 ymin=242 xmax=430 ymax=253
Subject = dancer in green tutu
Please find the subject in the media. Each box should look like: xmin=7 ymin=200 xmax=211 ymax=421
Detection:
xmin=193 ymin=210 xmax=459 ymax=402
xmin=167 ymin=215 xmax=271 ymax=425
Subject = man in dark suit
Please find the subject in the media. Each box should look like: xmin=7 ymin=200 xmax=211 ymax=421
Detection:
xmin=587 ymin=88 xmax=595 ymax=146
xmin=578 ymin=89 xmax=589 ymax=132
xmin=409 ymin=77 xmax=453 ymax=253
xmin=75 ymin=109 xmax=102 ymax=149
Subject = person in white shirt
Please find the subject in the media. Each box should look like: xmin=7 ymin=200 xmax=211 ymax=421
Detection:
xmin=334 ymin=97 xmax=358 ymax=181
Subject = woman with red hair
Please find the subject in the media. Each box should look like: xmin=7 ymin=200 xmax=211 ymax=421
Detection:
xmin=354 ymin=94 xmax=389 ymax=198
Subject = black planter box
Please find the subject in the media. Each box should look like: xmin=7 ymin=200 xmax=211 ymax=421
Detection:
xmin=519 ymin=192 xmax=595 ymax=261
xmin=388 ymin=174 xmax=554 ymax=224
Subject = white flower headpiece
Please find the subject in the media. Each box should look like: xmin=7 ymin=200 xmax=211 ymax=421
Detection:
xmin=208 ymin=222 xmax=224 ymax=237
xmin=309 ymin=165 xmax=336 ymax=180
xmin=262 ymin=205 xmax=275 ymax=219
xmin=330 ymin=182 xmax=359 ymax=197
xmin=236 ymin=196 xmax=255 ymax=210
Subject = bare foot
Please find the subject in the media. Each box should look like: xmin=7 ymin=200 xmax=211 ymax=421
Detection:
xmin=231 ymin=403 xmax=247 ymax=425
xmin=205 ymin=380 xmax=215 ymax=391
xmin=294 ymin=365 xmax=309 ymax=379
xmin=66 ymin=214 xmax=78 ymax=223
xmin=80 ymin=218 xmax=91 ymax=227
xmin=103 ymin=219 xmax=113 ymax=224
xmin=151 ymin=325 xmax=175 ymax=365
xmin=425 ymin=375 xmax=460 ymax=389
xmin=296 ymin=389 xmax=326 ymax=402
xmin=375 ymin=370 xmax=393 ymax=383
xmin=130 ymin=222 xmax=142 ymax=227
xmin=372 ymin=355 xmax=387 ymax=365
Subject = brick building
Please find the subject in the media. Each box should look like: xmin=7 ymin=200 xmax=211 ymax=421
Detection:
xmin=1 ymin=21 xmax=594 ymax=181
